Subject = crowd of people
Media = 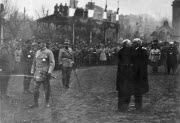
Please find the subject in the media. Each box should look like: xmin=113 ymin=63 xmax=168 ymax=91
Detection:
xmin=0 ymin=37 xmax=179 ymax=111
xmin=0 ymin=38 xmax=179 ymax=74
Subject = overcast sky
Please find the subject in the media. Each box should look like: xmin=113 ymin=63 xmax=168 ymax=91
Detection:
xmin=11 ymin=0 xmax=174 ymax=20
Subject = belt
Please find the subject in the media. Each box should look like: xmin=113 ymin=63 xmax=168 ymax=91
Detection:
xmin=62 ymin=57 xmax=72 ymax=60
xmin=119 ymin=64 xmax=133 ymax=67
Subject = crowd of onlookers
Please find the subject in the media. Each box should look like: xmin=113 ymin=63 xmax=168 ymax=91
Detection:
xmin=0 ymin=38 xmax=179 ymax=74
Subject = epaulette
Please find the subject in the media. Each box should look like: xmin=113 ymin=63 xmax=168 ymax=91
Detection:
xmin=142 ymin=47 xmax=147 ymax=50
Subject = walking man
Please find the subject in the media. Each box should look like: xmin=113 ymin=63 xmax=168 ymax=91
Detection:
xmin=58 ymin=40 xmax=74 ymax=89
xmin=29 ymin=41 xmax=55 ymax=108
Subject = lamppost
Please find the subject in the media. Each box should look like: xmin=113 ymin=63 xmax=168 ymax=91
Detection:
xmin=0 ymin=3 xmax=4 ymax=45
xmin=102 ymin=0 xmax=108 ymax=43
xmin=88 ymin=0 xmax=95 ymax=44
xmin=69 ymin=0 xmax=76 ymax=44
xmin=116 ymin=0 xmax=120 ymax=42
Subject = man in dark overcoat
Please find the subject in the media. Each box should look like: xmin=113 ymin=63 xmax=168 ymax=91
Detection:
xmin=0 ymin=46 xmax=11 ymax=98
xmin=116 ymin=39 xmax=134 ymax=112
xmin=166 ymin=42 xmax=178 ymax=74
xmin=132 ymin=38 xmax=149 ymax=110
xmin=22 ymin=44 xmax=34 ymax=94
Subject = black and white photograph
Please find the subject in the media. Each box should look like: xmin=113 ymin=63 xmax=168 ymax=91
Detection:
xmin=0 ymin=0 xmax=180 ymax=122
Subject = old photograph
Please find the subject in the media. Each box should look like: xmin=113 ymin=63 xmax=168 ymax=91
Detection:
xmin=0 ymin=0 xmax=180 ymax=122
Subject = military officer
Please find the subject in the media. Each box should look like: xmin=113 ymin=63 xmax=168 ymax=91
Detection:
xmin=29 ymin=41 xmax=55 ymax=108
xmin=58 ymin=40 xmax=74 ymax=89
xmin=0 ymin=45 xmax=11 ymax=99
xmin=166 ymin=42 xmax=178 ymax=74
xmin=22 ymin=44 xmax=34 ymax=94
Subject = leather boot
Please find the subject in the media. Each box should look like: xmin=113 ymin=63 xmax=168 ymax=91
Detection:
xmin=45 ymin=91 xmax=50 ymax=108
xmin=29 ymin=91 xmax=39 ymax=108
xmin=135 ymin=95 xmax=142 ymax=110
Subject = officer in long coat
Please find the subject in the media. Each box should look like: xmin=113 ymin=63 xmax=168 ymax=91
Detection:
xmin=22 ymin=45 xmax=34 ymax=94
xmin=29 ymin=41 xmax=55 ymax=108
xmin=132 ymin=38 xmax=149 ymax=110
xmin=166 ymin=42 xmax=178 ymax=74
xmin=116 ymin=39 xmax=134 ymax=112
xmin=0 ymin=46 xmax=11 ymax=98
xmin=58 ymin=40 xmax=74 ymax=89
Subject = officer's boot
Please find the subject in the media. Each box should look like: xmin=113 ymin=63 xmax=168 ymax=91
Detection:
xmin=27 ymin=78 xmax=32 ymax=93
xmin=62 ymin=78 xmax=66 ymax=88
xmin=29 ymin=91 xmax=39 ymax=108
xmin=135 ymin=95 xmax=142 ymax=110
xmin=65 ymin=76 xmax=70 ymax=88
xmin=23 ymin=77 xmax=28 ymax=94
xmin=45 ymin=91 xmax=50 ymax=108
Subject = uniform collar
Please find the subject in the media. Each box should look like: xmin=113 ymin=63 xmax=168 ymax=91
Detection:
xmin=40 ymin=47 xmax=46 ymax=51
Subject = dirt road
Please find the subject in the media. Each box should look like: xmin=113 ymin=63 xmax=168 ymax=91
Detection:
xmin=0 ymin=66 xmax=180 ymax=123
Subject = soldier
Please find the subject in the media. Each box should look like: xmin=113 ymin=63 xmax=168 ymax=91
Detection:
xmin=29 ymin=41 xmax=55 ymax=108
xmin=63 ymin=3 xmax=68 ymax=16
xmin=22 ymin=44 xmax=34 ymax=94
xmin=149 ymin=42 xmax=161 ymax=73
xmin=132 ymin=38 xmax=149 ymax=110
xmin=58 ymin=40 xmax=74 ymax=89
xmin=166 ymin=42 xmax=178 ymax=75
xmin=54 ymin=3 xmax=59 ymax=15
xmin=59 ymin=3 xmax=63 ymax=15
xmin=0 ymin=46 xmax=11 ymax=98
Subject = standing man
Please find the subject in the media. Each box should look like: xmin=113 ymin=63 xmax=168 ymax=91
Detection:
xmin=166 ymin=42 xmax=178 ymax=75
xmin=0 ymin=45 xmax=11 ymax=99
xmin=149 ymin=43 xmax=161 ymax=73
xmin=29 ymin=41 xmax=55 ymax=108
xmin=116 ymin=39 xmax=134 ymax=112
xmin=58 ymin=40 xmax=74 ymax=89
xmin=22 ymin=44 xmax=34 ymax=94
xmin=132 ymin=38 xmax=149 ymax=110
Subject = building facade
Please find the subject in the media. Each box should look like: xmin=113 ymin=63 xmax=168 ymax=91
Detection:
xmin=172 ymin=0 xmax=180 ymax=41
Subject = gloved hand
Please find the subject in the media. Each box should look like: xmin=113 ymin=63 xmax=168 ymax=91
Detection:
xmin=47 ymin=73 xmax=52 ymax=79
xmin=59 ymin=64 xmax=63 ymax=70
xmin=72 ymin=63 xmax=77 ymax=70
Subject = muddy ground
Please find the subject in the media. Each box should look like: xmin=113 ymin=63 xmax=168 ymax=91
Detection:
xmin=0 ymin=65 xmax=180 ymax=123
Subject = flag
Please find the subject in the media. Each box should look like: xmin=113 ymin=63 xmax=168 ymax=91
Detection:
xmin=88 ymin=10 xmax=94 ymax=18
xmin=116 ymin=14 xmax=119 ymax=21
xmin=69 ymin=8 xmax=76 ymax=17
xmin=103 ymin=12 xmax=107 ymax=19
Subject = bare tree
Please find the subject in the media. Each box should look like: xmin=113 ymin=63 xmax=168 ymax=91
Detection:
xmin=1 ymin=0 xmax=17 ymax=18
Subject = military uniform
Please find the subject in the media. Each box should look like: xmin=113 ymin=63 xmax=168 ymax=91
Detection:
xmin=0 ymin=46 xmax=11 ymax=98
xmin=166 ymin=44 xmax=178 ymax=74
xmin=31 ymin=47 xmax=55 ymax=107
xmin=58 ymin=47 xmax=74 ymax=88
xmin=22 ymin=46 xmax=34 ymax=94
xmin=149 ymin=47 xmax=161 ymax=73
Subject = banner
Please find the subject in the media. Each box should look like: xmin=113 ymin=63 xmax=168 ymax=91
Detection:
xmin=88 ymin=10 xmax=94 ymax=18
xmin=69 ymin=8 xmax=76 ymax=17
xmin=116 ymin=14 xmax=119 ymax=21
xmin=103 ymin=12 xmax=107 ymax=19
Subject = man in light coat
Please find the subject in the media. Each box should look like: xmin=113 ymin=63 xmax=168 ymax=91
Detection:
xmin=30 ymin=41 xmax=55 ymax=108
xmin=58 ymin=40 xmax=74 ymax=89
